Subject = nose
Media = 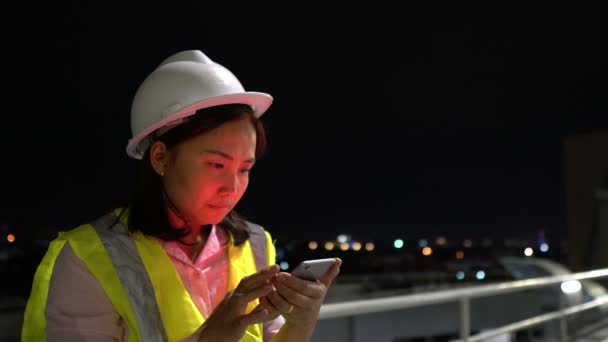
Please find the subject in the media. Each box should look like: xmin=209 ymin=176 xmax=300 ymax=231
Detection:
xmin=220 ymin=171 xmax=239 ymax=194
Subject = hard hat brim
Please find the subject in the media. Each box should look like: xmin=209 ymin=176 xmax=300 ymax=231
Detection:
xmin=126 ymin=91 xmax=272 ymax=159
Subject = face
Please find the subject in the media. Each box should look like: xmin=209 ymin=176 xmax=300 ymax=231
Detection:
xmin=151 ymin=116 xmax=257 ymax=227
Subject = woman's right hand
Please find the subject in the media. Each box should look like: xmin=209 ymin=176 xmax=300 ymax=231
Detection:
xmin=198 ymin=264 xmax=280 ymax=342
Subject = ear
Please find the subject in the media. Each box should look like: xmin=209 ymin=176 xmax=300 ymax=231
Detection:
xmin=149 ymin=141 xmax=169 ymax=177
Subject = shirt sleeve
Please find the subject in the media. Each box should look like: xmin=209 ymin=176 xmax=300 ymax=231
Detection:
xmin=45 ymin=242 xmax=127 ymax=341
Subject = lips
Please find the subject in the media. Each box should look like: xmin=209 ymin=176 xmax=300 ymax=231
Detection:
xmin=208 ymin=204 xmax=231 ymax=210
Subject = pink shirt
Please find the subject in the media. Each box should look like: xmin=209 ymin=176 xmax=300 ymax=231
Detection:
xmin=157 ymin=225 xmax=230 ymax=319
xmin=45 ymin=225 xmax=284 ymax=341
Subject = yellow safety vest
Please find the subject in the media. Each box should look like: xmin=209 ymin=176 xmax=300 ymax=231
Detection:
xmin=22 ymin=209 xmax=276 ymax=342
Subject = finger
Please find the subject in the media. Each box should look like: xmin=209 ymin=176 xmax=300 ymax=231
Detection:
xmin=260 ymin=295 xmax=279 ymax=312
xmin=254 ymin=297 xmax=281 ymax=322
xmin=274 ymin=280 xmax=314 ymax=309
xmin=239 ymin=305 xmax=270 ymax=326
xmin=233 ymin=283 xmax=274 ymax=305
xmin=319 ymin=258 xmax=342 ymax=287
xmin=236 ymin=264 xmax=280 ymax=292
xmin=259 ymin=296 xmax=282 ymax=321
xmin=267 ymin=288 xmax=296 ymax=313
xmin=277 ymin=273 xmax=322 ymax=298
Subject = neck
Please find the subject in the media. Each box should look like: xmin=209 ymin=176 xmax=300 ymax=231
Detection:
xmin=181 ymin=225 xmax=204 ymax=245
xmin=167 ymin=209 xmax=210 ymax=244
xmin=162 ymin=193 xmax=214 ymax=261
xmin=165 ymin=204 xmax=203 ymax=252
xmin=178 ymin=225 xmax=213 ymax=262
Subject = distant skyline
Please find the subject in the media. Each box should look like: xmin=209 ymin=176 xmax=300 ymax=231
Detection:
xmin=0 ymin=218 xmax=565 ymax=245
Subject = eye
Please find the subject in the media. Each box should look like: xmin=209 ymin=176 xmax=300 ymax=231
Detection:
xmin=207 ymin=162 xmax=224 ymax=169
xmin=240 ymin=168 xmax=252 ymax=175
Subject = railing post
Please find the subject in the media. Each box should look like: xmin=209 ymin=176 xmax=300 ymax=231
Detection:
xmin=349 ymin=315 xmax=355 ymax=342
xmin=460 ymin=296 xmax=471 ymax=342
xmin=559 ymin=315 xmax=568 ymax=342
xmin=559 ymin=294 xmax=568 ymax=342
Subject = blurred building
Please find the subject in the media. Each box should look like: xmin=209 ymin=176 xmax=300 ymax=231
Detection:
xmin=564 ymin=133 xmax=608 ymax=271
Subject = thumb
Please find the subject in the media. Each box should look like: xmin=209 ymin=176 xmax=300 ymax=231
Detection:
xmin=319 ymin=258 xmax=342 ymax=287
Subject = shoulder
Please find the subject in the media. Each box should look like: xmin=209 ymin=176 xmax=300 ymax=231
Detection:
xmin=50 ymin=242 xmax=94 ymax=284
xmin=242 ymin=221 xmax=277 ymax=266
xmin=243 ymin=221 xmax=275 ymax=243
xmin=48 ymin=211 xmax=134 ymax=269
xmin=59 ymin=210 xmax=128 ymax=241
xmin=46 ymin=243 xmax=124 ymax=338
xmin=243 ymin=221 xmax=266 ymax=235
xmin=47 ymin=243 xmax=112 ymax=309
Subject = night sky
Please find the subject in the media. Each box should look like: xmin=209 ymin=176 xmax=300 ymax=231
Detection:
xmin=3 ymin=3 xmax=608 ymax=243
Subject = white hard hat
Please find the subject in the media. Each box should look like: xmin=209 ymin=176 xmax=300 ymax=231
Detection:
xmin=126 ymin=50 xmax=273 ymax=159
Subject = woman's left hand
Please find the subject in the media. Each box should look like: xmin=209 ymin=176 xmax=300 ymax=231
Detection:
xmin=262 ymin=258 xmax=342 ymax=328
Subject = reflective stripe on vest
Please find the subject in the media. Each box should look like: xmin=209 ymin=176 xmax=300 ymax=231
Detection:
xmin=22 ymin=210 xmax=275 ymax=342
xmin=91 ymin=213 xmax=168 ymax=342
xmin=246 ymin=221 xmax=269 ymax=274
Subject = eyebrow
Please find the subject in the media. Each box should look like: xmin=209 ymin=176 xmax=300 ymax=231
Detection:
xmin=203 ymin=149 xmax=256 ymax=163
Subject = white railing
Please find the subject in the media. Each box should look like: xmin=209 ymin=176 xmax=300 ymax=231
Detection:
xmin=319 ymin=268 xmax=608 ymax=341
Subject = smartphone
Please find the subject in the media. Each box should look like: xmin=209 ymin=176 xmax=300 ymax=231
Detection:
xmin=290 ymin=258 xmax=336 ymax=282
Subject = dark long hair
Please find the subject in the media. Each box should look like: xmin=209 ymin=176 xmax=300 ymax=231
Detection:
xmin=125 ymin=104 xmax=267 ymax=246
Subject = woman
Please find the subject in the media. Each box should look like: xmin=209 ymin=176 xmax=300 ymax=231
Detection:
xmin=22 ymin=50 xmax=341 ymax=341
